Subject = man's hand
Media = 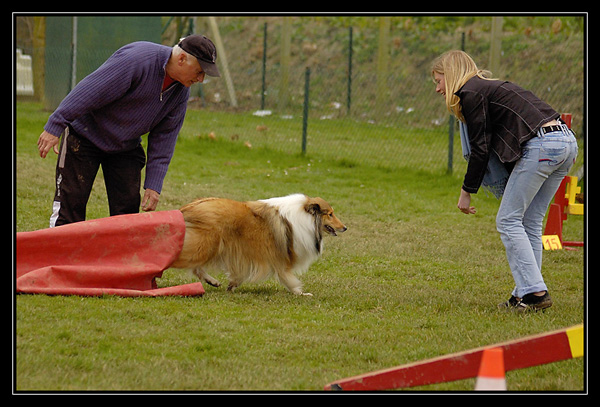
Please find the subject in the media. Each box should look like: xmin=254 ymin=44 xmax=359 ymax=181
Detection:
xmin=37 ymin=131 xmax=60 ymax=158
xmin=141 ymin=188 xmax=160 ymax=212
xmin=457 ymin=188 xmax=477 ymax=215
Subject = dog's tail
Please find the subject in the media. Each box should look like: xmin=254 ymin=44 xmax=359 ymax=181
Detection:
xmin=179 ymin=197 xmax=220 ymax=213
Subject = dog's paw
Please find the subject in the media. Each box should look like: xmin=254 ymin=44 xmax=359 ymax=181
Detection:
xmin=205 ymin=278 xmax=221 ymax=288
xmin=300 ymin=292 xmax=313 ymax=296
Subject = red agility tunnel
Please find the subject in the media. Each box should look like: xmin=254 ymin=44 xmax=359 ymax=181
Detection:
xmin=16 ymin=210 xmax=204 ymax=297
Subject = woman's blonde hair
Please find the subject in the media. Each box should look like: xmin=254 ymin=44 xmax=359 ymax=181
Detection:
xmin=431 ymin=50 xmax=493 ymax=122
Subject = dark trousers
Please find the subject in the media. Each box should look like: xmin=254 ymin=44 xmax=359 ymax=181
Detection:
xmin=50 ymin=128 xmax=146 ymax=227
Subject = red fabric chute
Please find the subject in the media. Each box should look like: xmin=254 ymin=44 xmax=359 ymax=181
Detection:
xmin=16 ymin=210 xmax=204 ymax=297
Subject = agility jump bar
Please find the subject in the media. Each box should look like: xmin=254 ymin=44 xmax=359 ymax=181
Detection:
xmin=324 ymin=323 xmax=583 ymax=391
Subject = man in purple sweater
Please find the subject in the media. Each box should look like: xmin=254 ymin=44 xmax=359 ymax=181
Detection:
xmin=37 ymin=35 xmax=220 ymax=227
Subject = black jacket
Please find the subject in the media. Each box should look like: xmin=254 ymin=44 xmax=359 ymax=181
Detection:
xmin=455 ymin=76 xmax=559 ymax=193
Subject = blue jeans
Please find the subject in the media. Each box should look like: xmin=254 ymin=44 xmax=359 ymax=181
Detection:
xmin=496 ymin=126 xmax=578 ymax=298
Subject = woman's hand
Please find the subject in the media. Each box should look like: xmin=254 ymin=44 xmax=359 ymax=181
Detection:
xmin=458 ymin=188 xmax=477 ymax=214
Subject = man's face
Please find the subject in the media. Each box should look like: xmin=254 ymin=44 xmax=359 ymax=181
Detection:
xmin=173 ymin=53 xmax=205 ymax=87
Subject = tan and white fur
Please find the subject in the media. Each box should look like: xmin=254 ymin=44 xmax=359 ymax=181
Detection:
xmin=170 ymin=194 xmax=346 ymax=295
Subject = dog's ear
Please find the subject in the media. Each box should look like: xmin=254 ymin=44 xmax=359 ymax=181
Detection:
xmin=305 ymin=197 xmax=324 ymax=215
xmin=305 ymin=202 xmax=321 ymax=215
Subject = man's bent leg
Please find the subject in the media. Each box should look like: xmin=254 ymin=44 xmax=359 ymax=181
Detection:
xmin=102 ymin=144 xmax=146 ymax=216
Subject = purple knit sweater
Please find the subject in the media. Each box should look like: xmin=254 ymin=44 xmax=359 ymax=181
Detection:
xmin=44 ymin=41 xmax=190 ymax=193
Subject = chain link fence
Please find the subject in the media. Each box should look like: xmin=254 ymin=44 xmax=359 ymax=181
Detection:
xmin=16 ymin=15 xmax=585 ymax=175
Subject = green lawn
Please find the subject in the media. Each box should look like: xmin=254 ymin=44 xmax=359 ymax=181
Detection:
xmin=15 ymin=102 xmax=585 ymax=391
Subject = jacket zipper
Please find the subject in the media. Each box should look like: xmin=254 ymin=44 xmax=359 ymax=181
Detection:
xmin=160 ymin=84 xmax=176 ymax=102
xmin=160 ymin=73 xmax=178 ymax=102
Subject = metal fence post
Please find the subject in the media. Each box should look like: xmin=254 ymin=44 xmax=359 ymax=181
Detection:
xmin=347 ymin=26 xmax=353 ymax=115
xmin=261 ymin=22 xmax=267 ymax=110
xmin=302 ymin=66 xmax=310 ymax=155
xmin=447 ymin=115 xmax=454 ymax=174
xmin=447 ymin=32 xmax=467 ymax=174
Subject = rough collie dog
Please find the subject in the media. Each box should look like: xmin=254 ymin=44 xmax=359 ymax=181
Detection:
xmin=170 ymin=194 xmax=346 ymax=296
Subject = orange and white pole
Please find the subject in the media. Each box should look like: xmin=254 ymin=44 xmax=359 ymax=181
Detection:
xmin=474 ymin=347 xmax=506 ymax=391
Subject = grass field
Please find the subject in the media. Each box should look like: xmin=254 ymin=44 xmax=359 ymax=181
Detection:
xmin=15 ymin=102 xmax=585 ymax=391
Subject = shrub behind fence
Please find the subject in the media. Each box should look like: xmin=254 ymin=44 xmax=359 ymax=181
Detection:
xmin=16 ymin=16 xmax=585 ymax=175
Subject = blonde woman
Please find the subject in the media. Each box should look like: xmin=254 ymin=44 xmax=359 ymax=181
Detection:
xmin=431 ymin=50 xmax=578 ymax=311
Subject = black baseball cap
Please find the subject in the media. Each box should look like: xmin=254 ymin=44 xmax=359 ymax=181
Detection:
xmin=178 ymin=35 xmax=220 ymax=77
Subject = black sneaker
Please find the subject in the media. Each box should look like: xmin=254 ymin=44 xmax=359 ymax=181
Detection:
xmin=518 ymin=292 xmax=553 ymax=312
xmin=497 ymin=295 xmax=521 ymax=310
